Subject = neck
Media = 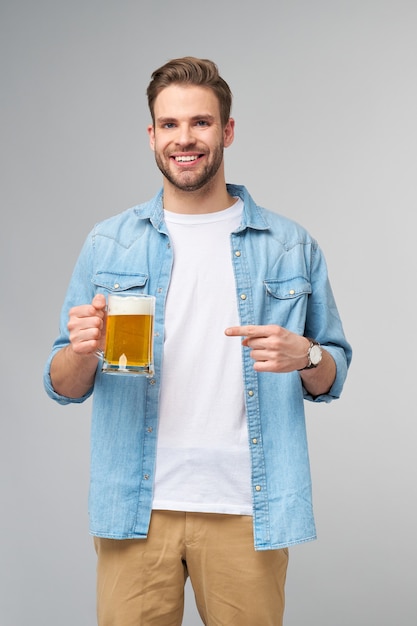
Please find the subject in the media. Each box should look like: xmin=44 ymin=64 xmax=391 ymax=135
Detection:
xmin=162 ymin=171 xmax=234 ymax=215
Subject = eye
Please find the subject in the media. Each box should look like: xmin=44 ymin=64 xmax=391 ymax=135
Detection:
xmin=195 ymin=120 xmax=209 ymax=127
xmin=163 ymin=122 xmax=176 ymax=129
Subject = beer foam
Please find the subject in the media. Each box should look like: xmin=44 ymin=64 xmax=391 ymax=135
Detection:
xmin=108 ymin=295 xmax=154 ymax=316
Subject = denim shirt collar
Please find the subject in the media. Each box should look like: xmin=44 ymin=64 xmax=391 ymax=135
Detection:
xmin=133 ymin=184 xmax=270 ymax=234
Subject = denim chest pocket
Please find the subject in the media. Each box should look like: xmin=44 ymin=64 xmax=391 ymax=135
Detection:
xmin=263 ymin=277 xmax=311 ymax=332
xmin=92 ymin=271 xmax=149 ymax=294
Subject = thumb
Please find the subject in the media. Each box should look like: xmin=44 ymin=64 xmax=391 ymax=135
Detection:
xmin=92 ymin=293 xmax=106 ymax=311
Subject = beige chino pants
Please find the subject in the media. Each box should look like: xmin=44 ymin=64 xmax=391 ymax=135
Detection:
xmin=94 ymin=510 xmax=289 ymax=626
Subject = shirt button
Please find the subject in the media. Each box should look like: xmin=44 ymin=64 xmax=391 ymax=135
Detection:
xmin=252 ymin=438 xmax=258 ymax=444
xmin=255 ymin=485 xmax=262 ymax=492
xmin=235 ymin=250 xmax=241 ymax=257
xmin=114 ymin=283 xmax=120 ymax=289
xmin=289 ymin=289 xmax=295 ymax=295
xmin=147 ymin=427 xmax=153 ymax=433
xmin=240 ymin=294 xmax=247 ymax=300
xmin=144 ymin=474 xmax=150 ymax=480
xmin=248 ymin=390 xmax=254 ymax=397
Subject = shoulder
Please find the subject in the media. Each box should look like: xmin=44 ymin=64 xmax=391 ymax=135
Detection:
xmin=90 ymin=191 xmax=163 ymax=244
xmin=228 ymin=184 xmax=316 ymax=246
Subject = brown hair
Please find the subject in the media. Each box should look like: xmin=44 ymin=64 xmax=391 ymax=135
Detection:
xmin=147 ymin=57 xmax=233 ymax=127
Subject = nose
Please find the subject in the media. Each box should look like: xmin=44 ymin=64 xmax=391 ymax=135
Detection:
xmin=175 ymin=123 xmax=195 ymax=147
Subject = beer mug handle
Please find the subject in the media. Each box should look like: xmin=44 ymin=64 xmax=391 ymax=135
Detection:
xmin=94 ymin=302 xmax=107 ymax=360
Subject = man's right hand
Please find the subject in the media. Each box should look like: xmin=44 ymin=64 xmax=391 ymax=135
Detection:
xmin=67 ymin=293 xmax=107 ymax=356
xmin=50 ymin=294 xmax=107 ymax=398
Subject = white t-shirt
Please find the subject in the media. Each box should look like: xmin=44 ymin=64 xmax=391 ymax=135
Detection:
xmin=152 ymin=199 xmax=252 ymax=515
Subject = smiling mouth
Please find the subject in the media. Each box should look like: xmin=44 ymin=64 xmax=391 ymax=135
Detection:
xmin=173 ymin=155 xmax=202 ymax=163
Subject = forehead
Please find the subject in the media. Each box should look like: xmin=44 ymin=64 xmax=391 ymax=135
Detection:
xmin=153 ymin=84 xmax=221 ymax=120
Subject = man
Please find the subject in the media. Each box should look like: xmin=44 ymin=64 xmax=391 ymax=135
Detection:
xmin=44 ymin=57 xmax=352 ymax=626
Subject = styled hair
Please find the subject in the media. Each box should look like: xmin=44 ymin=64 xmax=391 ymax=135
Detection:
xmin=147 ymin=56 xmax=233 ymax=127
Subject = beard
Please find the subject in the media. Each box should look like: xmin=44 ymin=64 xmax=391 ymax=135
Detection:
xmin=154 ymin=143 xmax=224 ymax=193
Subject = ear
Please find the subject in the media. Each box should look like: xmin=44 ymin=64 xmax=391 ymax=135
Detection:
xmin=223 ymin=117 xmax=235 ymax=148
xmin=147 ymin=124 xmax=155 ymax=151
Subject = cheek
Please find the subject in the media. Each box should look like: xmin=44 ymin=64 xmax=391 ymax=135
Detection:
xmin=152 ymin=135 xmax=169 ymax=154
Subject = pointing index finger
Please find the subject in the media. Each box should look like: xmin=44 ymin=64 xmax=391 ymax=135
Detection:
xmin=225 ymin=325 xmax=262 ymax=337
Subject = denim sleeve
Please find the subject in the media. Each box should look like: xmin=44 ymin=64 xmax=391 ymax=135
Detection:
xmin=302 ymin=242 xmax=352 ymax=403
xmin=43 ymin=230 xmax=97 ymax=405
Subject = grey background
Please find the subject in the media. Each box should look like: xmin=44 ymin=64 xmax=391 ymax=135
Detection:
xmin=1 ymin=0 xmax=416 ymax=624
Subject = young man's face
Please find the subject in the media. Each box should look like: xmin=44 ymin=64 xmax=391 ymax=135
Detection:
xmin=148 ymin=84 xmax=234 ymax=193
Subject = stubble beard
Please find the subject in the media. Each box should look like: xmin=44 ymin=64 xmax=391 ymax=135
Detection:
xmin=154 ymin=144 xmax=224 ymax=193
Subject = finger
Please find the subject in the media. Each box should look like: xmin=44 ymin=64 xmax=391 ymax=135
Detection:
xmin=225 ymin=325 xmax=270 ymax=338
xmin=92 ymin=293 xmax=106 ymax=311
xmin=225 ymin=325 xmax=256 ymax=337
xmin=242 ymin=337 xmax=268 ymax=349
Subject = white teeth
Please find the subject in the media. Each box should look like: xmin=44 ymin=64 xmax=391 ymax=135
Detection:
xmin=175 ymin=155 xmax=199 ymax=162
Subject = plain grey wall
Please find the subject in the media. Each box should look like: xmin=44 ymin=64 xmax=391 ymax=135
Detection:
xmin=1 ymin=0 xmax=416 ymax=624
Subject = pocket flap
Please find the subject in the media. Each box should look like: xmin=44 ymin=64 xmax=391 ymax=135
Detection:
xmin=92 ymin=271 xmax=148 ymax=292
xmin=264 ymin=277 xmax=311 ymax=299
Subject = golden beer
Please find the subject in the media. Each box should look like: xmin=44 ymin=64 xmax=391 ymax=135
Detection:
xmin=102 ymin=294 xmax=155 ymax=375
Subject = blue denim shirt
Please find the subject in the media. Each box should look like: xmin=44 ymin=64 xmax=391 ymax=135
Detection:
xmin=44 ymin=184 xmax=351 ymax=550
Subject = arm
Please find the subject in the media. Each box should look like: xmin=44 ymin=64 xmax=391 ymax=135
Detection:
xmin=225 ymin=324 xmax=336 ymax=397
xmin=298 ymin=341 xmax=336 ymax=397
xmin=50 ymin=294 xmax=106 ymax=398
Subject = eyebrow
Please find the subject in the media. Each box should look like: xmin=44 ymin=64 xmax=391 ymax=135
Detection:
xmin=156 ymin=114 xmax=216 ymax=125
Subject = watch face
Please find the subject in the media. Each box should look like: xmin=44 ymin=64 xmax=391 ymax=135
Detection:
xmin=309 ymin=344 xmax=322 ymax=365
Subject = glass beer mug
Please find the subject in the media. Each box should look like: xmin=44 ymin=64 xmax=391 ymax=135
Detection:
xmin=96 ymin=293 xmax=155 ymax=376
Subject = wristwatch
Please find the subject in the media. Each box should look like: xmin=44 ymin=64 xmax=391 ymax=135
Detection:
xmin=299 ymin=339 xmax=322 ymax=370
